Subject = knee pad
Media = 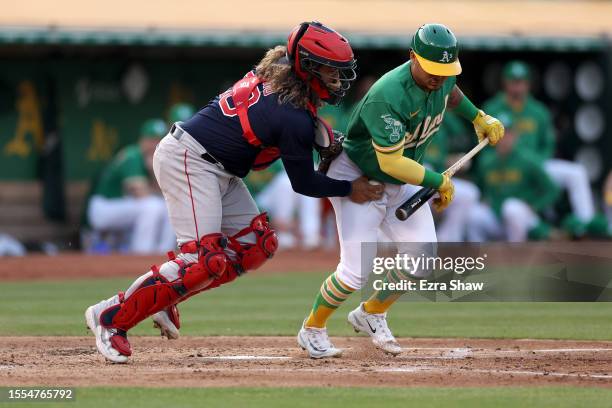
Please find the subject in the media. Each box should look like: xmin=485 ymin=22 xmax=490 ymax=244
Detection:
xmin=228 ymin=213 xmax=278 ymax=272
xmin=100 ymin=233 xmax=230 ymax=332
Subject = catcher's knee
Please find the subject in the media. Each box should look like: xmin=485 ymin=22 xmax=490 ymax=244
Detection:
xmin=100 ymin=233 xmax=230 ymax=332
xmin=228 ymin=213 xmax=278 ymax=272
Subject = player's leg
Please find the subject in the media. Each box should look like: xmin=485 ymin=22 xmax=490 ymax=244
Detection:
xmin=345 ymin=183 xmax=436 ymax=355
xmin=298 ymin=195 xmax=322 ymax=250
xmin=129 ymin=195 xmax=170 ymax=253
xmin=152 ymin=177 xmax=279 ymax=339
xmin=466 ymin=202 xmax=505 ymax=242
xmin=436 ymin=178 xmax=480 ymax=242
xmin=87 ymin=195 xmax=142 ymax=241
xmin=501 ymin=198 xmax=539 ymax=242
xmin=544 ymin=159 xmax=595 ymax=222
xmin=86 ymin=134 xmax=230 ymax=362
xmin=298 ymin=152 xmax=385 ymax=358
xmin=157 ymin=204 xmax=178 ymax=253
xmin=256 ymin=170 xmax=298 ymax=249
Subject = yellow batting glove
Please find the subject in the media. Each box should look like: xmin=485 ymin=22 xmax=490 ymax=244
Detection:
xmin=473 ymin=110 xmax=505 ymax=146
xmin=432 ymin=174 xmax=454 ymax=212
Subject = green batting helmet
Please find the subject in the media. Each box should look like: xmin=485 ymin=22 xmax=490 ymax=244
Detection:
xmin=140 ymin=118 xmax=167 ymax=140
xmin=169 ymin=103 xmax=196 ymax=123
xmin=411 ymin=23 xmax=462 ymax=76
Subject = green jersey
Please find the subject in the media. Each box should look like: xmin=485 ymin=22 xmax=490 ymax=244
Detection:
xmin=423 ymin=111 xmax=470 ymax=173
xmin=343 ymin=61 xmax=456 ymax=184
xmin=93 ymin=144 xmax=148 ymax=199
xmin=483 ymin=93 xmax=555 ymax=162
xmin=475 ymin=148 xmax=560 ymax=217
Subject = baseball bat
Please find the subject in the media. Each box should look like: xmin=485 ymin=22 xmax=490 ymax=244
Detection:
xmin=395 ymin=138 xmax=490 ymax=221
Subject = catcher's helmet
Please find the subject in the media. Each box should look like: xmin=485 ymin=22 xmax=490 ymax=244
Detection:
xmin=412 ymin=23 xmax=461 ymax=76
xmin=286 ymin=21 xmax=357 ymax=105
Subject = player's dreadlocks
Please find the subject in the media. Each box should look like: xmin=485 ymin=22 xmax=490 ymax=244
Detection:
xmin=255 ymin=46 xmax=320 ymax=110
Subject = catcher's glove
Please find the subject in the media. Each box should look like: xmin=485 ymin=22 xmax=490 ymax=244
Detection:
xmin=314 ymin=117 xmax=344 ymax=174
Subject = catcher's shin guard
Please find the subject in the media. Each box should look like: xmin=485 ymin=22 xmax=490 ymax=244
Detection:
xmin=100 ymin=233 xmax=229 ymax=332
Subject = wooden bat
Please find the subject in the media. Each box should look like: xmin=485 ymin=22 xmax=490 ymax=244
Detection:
xmin=395 ymin=138 xmax=490 ymax=221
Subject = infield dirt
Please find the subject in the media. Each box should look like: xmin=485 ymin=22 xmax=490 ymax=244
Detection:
xmin=1 ymin=336 xmax=611 ymax=388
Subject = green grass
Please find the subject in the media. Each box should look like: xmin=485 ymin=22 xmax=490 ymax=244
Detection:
xmin=1 ymin=272 xmax=612 ymax=339
xmin=5 ymin=387 xmax=612 ymax=408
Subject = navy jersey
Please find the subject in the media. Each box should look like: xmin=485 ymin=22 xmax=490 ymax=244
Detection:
xmin=182 ymin=78 xmax=351 ymax=198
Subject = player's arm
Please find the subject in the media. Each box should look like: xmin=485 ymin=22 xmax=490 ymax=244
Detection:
xmin=279 ymin=114 xmax=382 ymax=202
xmin=527 ymin=156 xmax=561 ymax=212
xmin=374 ymin=145 xmax=444 ymax=188
xmin=539 ymin=108 xmax=556 ymax=160
xmin=363 ymin=102 xmax=444 ymax=188
xmin=449 ymin=85 xmax=505 ymax=146
xmin=123 ymin=177 xmax=150 ymax=198
xmin=120 ymin=153 xmax=151 ymax=198
xmin=365 ymin=103 xmax=453 ymax=210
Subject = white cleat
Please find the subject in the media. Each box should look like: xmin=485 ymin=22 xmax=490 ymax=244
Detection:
xmin=348 ymin=303 xmax=402 ymax=356
xmin=152 ymin=308 xmax=180 ymax=340
xmin=85 ymin=296 xmax=130 ymax=364
xmin=297 ymin=321 xmax=343 ymax=359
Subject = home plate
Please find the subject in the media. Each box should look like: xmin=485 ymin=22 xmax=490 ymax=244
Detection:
xmin=201 ymin=355 xmax=293 ymax=361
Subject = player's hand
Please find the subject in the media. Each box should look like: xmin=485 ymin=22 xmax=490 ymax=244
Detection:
xmin=473 ymin=110 xmax=504 ymax=146
xmin=349 ymin=176 xmax=384 ymax=203
xmin=432 ymin=174 xmax=454 ymax=212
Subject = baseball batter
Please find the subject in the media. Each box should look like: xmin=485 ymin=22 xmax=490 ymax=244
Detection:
xmin=85 ymin=21 xmax=383 ymax=363
xmin=297 ymin=24 xmax=505 ymax=358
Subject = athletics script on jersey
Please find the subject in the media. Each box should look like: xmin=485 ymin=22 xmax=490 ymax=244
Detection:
xmin=359 ymin=242 xmax=612 ymax=302
xmin=404 ymin=95 xmax=448 ymax=149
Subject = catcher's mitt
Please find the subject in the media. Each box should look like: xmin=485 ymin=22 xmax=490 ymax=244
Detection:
xmin=313 ymin=117 xmax=344 ymax=174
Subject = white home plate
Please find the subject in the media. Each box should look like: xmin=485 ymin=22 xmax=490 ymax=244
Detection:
xmin=201 ymin=355 xmax=292 ymax=361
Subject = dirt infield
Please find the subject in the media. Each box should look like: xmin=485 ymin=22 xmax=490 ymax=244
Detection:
xmin=1 ymin=336 xmax=611 ymax=388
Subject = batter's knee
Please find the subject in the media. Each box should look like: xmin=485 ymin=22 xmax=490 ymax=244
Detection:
xmin=335 ymin=263 xmax=364 ymax=291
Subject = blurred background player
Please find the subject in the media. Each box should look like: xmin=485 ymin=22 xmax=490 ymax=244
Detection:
xmin=168 ymin=103 xmax=196 ymax=124
xmin=423 ymin=112 xmax=480 ymax=242
xmin=85 ymin=118 xmax=176 ymax=254
xmin=467 ymin=114 xmax=560 ymax=242
xmin=483 ymin=61 xmax=601 ymax=237
xmin=255 ymin=160 xmax=322 ymax=250
xmin=298 ymin=24 xmax=504 ymax=358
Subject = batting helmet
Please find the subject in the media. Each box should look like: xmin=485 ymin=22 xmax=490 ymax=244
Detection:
xmin=411 ymin=23 xmax=462 ymax=76
xmin=286 ymin=21 xmax=357 ymax=105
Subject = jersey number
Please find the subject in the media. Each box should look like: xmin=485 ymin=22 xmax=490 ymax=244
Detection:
xmin=218 ymin=76 xmax=262 ymax=117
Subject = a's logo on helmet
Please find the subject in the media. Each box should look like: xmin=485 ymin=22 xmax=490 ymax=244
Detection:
xmin=440 ymin=51 xmax=452 ymax=63
xmin=381 ymin=114 xmax=403 ymax=143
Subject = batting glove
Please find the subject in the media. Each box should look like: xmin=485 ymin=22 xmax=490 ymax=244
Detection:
xmin=432 ymin=174 xmax=454 ymax=212
xmin=473 ymin=110 xmax=505 ymax=146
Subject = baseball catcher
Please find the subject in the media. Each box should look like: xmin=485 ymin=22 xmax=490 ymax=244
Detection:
xmin=85 ymin=21 xmax=383 ymax=363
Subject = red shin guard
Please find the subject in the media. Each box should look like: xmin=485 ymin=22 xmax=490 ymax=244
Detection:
xmin=100 ymin=233 xmax=229 ymax=332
